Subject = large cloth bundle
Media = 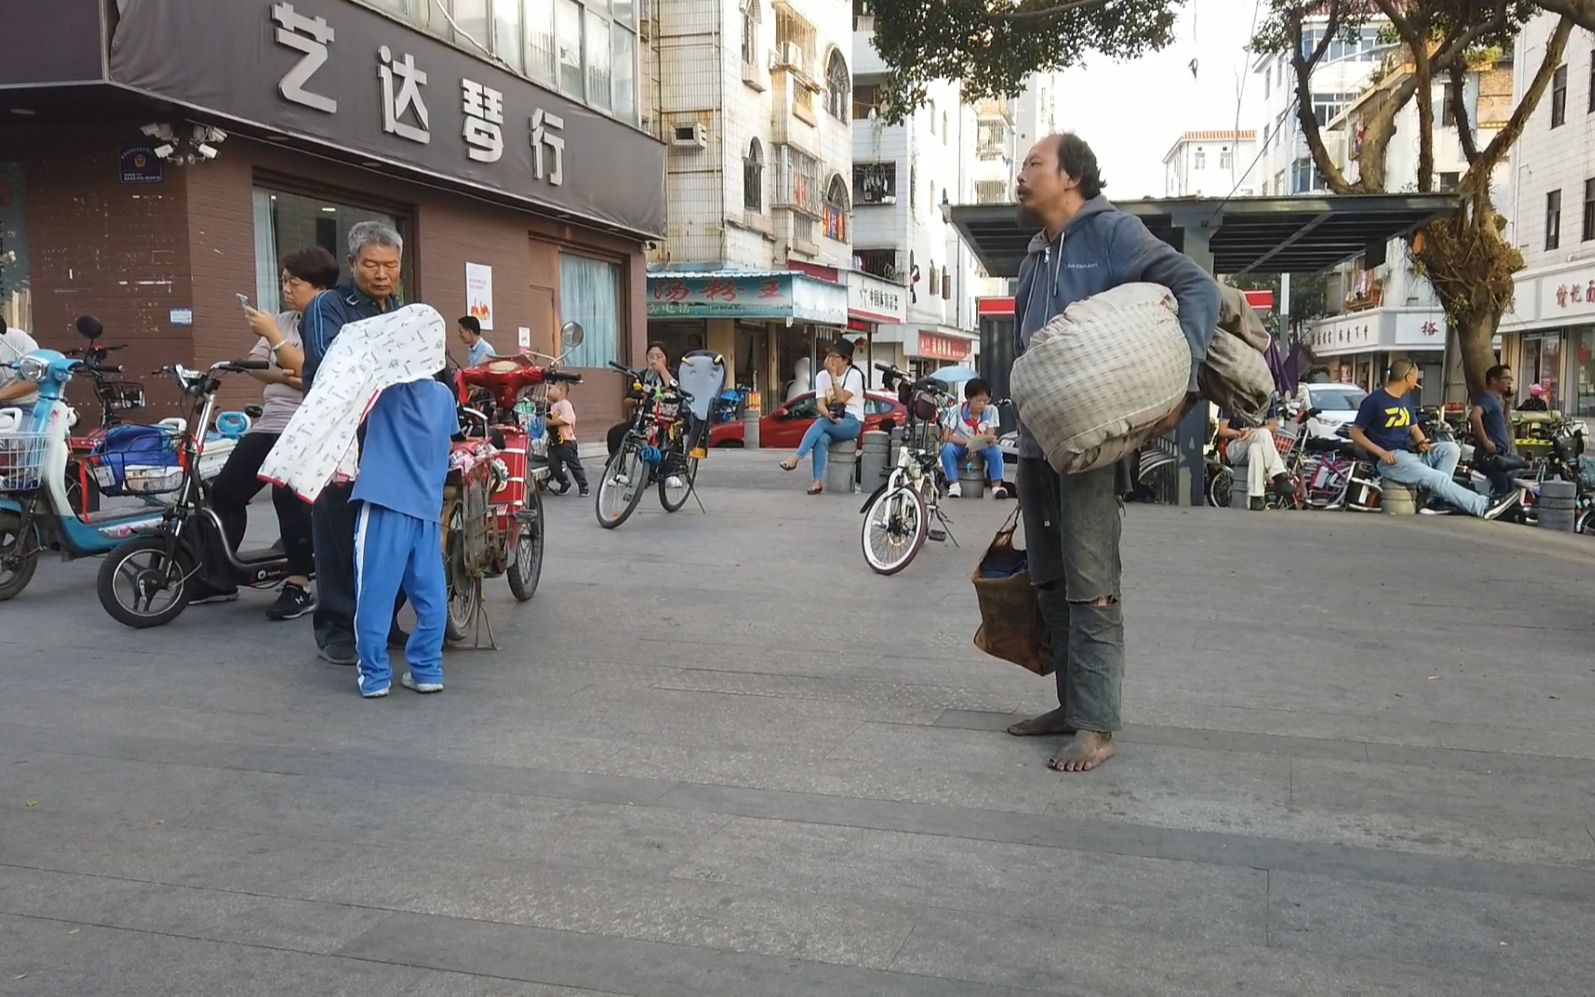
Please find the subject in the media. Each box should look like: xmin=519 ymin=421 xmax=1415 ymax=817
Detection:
xmin=1011 ymin=283 xmax=1190 ymax=475
xmin=1202 ymin=283 xmax=1274 ymax=422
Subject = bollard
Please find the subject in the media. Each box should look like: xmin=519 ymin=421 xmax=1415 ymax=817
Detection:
xmin=1382 ymin=481 xmax=1418 ymax=515
xmin=1230 ymin=471 xmax=1250 ymax=510
xmin=742 ymin=404 xmax=761 ymax=449
xmin=888 ymin=424 xmax=904 ymax=467
xmin=859 ymin=430 xmax=889 ymax=490
xmin=1537 ymin=479 xmax=1577 ymax=532
xmin=957 ymin=455 xmax=986 ymax=499
xmin=824 ymin=439 xmax=859 ymax=495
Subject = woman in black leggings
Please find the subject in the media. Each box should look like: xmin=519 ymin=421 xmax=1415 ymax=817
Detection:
xmin=206 ymin=246 xmax=338 ymax=619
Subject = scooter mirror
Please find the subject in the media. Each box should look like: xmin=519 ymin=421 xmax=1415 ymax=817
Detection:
xmin=75 ymin=316 xmax=104 ymax=341
xmin=560 ymin=321 xmax=584 ymax=349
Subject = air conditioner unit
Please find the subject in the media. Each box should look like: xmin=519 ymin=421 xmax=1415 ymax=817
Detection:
xmin=670 ymin=122 xmax=707 ymax=149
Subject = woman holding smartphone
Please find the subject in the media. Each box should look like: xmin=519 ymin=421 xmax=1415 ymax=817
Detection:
xmin=201 ymin=246 xmax=338 ymax=619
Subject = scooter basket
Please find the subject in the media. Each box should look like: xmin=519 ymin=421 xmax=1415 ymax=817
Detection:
xmin=88 ymin=424 xmax=183 ymax=496
xmin=0 ymin=432 xmax=49 ymax=491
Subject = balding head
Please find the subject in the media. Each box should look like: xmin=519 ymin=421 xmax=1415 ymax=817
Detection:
xmin=1016 ymin=132 xmax=1104 ymax=235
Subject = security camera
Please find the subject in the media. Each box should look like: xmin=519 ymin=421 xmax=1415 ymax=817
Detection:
xmin=196 ymin=144 xmax=218 ymax=160
xmin=141 ymin=122 xmax=174 ymax=142
xmin=152 ymin=143 xmax=175 ymax=160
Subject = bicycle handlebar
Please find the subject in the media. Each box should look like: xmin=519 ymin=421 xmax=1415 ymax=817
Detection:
xmin=545 ymin=370 xmax=584 ymax=384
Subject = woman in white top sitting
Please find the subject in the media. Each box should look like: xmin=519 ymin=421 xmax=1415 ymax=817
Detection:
xmin=779 ymin=339 xmax=865 ymax=494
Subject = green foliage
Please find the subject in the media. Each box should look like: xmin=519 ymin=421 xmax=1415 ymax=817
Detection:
xmin=866 ymin=0 xmax=1183 ymax=122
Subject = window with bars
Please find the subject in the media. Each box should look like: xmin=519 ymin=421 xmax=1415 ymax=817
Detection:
xmin=744 ymin=139 xmax=764 ymax=212
xmin=775 ymin=146 xmax=822 ymax=217
xmin=854 ymin=249 xmax=900 ymax=280
xmin=823 ymin=175 xmax=849 ymax=241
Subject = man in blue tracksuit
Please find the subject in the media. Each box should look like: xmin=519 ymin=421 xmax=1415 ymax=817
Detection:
xmin=301 ymin=222 xmax=403 ymax=665
xmin=1003 ymin=134 xmax=1222 ymax=773
xmin=350 ymin=376 xmax=459 ymax=698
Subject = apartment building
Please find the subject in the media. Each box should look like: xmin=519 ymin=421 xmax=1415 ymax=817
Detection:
xmin=1255 ymin=18 xmax=1388 ymax=196
xmin=1500 ymin=15 xmax=1595 ymax=416
xmin=645 ymin=0 xmax=856 ymax=400
xmin=1161 ymin=130 xmax=1259 ymax=197
xmin=1301 ymin=53 xmax=1514 ymax=394
xmin=849 ymin=7 xmax=979 ymax=379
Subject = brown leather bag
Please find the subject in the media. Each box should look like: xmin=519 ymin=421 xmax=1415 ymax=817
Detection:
xmin=971 ymin=507 xmax=1054 ymax=676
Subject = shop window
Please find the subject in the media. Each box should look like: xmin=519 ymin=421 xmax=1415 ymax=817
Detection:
xmin=744 ymin=139 xmax=764 ymax=212
xmin=556 ymin=0 xmax=584 ymax=99
xmin=825 ymin=49 xmax=850 ymax=120
xmin=0 ymin=162 xmax=31 ymax=332
xmin=251 ymin=186 xmax=406 ymax=312
xmin=823 ymin=175 xmax=849 ymax=241
xmin=1576 ymin=329 xmax=1595 ymax=415
xmin=1552 ymin=64 xmax=1568 ymax=128
xmin=559 ymin=253 xmax=622 ymax=368
xmin=526 ymin=0 xmax=556 ymax=81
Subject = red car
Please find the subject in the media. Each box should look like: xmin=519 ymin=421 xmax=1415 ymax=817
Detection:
xmin=708 ymin=390 xmax=908 ymax=449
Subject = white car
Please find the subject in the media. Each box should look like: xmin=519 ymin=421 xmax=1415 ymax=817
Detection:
xmin=1298 ymin=383 xmax=1368 ymax=441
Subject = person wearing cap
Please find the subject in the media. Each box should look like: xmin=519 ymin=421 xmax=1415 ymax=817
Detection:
xmin=1519 ymin=382 xmax=1550 ymax=412
xmin=779 ymin=339 xmax=864 ymax=494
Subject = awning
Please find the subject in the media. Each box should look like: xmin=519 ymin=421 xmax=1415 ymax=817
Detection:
xmin=949 ymin=193 xmax=1460 ymax=278
xmin=646 ymin=271 xmax=847 ymax=325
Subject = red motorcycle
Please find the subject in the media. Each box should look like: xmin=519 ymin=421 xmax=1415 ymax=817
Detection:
xmin=441 ymin=345 xmax=582 ymax=645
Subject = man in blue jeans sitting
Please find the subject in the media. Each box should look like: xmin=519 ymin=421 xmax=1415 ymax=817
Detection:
xmin=940 ymin=378 xmax=1010 ymax=499
xmin=1348 ymin=359 xmax=1518 ymax=520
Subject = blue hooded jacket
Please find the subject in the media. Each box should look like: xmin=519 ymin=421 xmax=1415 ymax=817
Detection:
xmin=300 ymin=277 xmax=400 ymax=390
xmin=1013 ymin=195 xmax=1221 ymax=457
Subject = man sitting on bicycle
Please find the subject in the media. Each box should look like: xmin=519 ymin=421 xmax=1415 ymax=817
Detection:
xmin=940 ymin=378 xmax=1010 ymax=499
xmin=1216 ymin=394 xmax=1292 ymax=511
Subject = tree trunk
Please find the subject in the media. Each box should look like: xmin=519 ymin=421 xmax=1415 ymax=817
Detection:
xmin=1451 ymin=308 xmax=1502 ymax=401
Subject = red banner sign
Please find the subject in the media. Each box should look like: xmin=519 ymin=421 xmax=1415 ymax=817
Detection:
xmin=919 ymin=332 xmax=971 ymax=362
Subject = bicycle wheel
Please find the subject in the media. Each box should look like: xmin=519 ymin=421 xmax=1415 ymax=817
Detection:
xmin=861 ymin=484 xmax=928 ymax=575
xmin=1207 ymin=466 xmax=1233 ymax=508
xmin=1577 ymin=506 xmax=1594 ymax=537
xmin=96 ymin=535 xmax=194 ymax=628
xmin=506 ymin=487 xmax=544 ymax=602
xmin=0 ymin=511 xmax=38 ymax=602
xmin=443 ymin=500 xmax=478 ymax=644
xmin=595 ymin=441 xmax=648 ymax=529
xmin=658 ymin=450 xmax=699 ymax=512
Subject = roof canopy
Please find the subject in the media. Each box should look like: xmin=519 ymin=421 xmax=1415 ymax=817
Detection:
xmin=949 ymin=193 xmax=1460 ymax=278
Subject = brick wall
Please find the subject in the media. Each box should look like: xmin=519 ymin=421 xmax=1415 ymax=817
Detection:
xmin=2 ymin=124 xmax=647 ymax=427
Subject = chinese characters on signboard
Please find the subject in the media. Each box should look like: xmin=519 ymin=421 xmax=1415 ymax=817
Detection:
xmin=918 ymin=332 xmax=970 ymax=362
xmin=269 ymin=2 xmax=563 ymax=185
xmin=1553 ymin=279 xmax=1595 ymax=308
xmin=647 ymin=275 xmax=788 ymax=318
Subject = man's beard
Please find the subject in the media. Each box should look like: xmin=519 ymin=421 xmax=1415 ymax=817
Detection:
xmin=1014 ymin=204 xmax=1043 ymax=231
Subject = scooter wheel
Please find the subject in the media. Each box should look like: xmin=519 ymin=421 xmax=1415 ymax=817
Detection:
xmin=0 ymin=512 xmax=38 ymax=602
xmin=97 ymin=536 xmax=195 ymax=629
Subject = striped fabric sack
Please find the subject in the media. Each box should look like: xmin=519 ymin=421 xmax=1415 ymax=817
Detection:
xmin=1011 ymin=283 xmax=1190 ymax=475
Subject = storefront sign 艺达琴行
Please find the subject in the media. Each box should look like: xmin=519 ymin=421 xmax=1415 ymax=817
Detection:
xmin=646 ymin=273 xmax=847 ymax=324
xmin=847 ymin=271 xmax=907 ymax=324
xmin=918 ymin=332 xmax=971 ymax=362
xmin=106 ymin=0 xmax=664 ymax=239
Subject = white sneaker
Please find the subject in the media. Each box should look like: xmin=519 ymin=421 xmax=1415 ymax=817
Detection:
xmin=612 ymin=473 xmax=630 ymax=487
xmin=666 ymin=475 xmax=684 ymax=489
xmin=947 ymin=482 xmax=962 ymax=499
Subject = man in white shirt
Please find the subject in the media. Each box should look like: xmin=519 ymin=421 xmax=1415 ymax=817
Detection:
xmin=0 ymin=316 xmax=41 ymax=408
xmin=940 ymin=377 xmax=1009 ymax=498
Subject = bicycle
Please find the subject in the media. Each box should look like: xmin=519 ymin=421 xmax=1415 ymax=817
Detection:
xmin=595 ymin=363 xmax=701 ymax=529
xmin=859 ymin=364 xmax=957 ymax=575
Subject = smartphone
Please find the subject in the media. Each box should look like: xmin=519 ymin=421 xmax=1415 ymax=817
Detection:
xmin=236 ymin=293 xmax=252 ymax=309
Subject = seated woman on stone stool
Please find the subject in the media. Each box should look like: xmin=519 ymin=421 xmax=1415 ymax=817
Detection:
xmin=1216 ymin=396 xmax=1292 ymax=510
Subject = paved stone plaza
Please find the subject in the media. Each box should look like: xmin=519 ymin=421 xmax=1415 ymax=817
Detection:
xmin=3 ymin=451 xmax=1594 ymax=995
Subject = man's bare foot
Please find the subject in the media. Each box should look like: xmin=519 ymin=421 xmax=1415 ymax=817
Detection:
xmin=1006 ymin=707 xmax=1075 ymax=737
xmin=1048 ymin=731 xmax=1116 ymax=772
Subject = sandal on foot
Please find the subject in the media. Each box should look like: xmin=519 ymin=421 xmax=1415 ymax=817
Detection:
xmin=779 ymin=459 xmax=799 ymax=472
xmin=806 ymin=483 xmax=824 ymax=495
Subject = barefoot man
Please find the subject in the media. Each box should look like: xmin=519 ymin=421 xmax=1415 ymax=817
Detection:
xmin=1006 ymin=134 xmax=1220 ymax=771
